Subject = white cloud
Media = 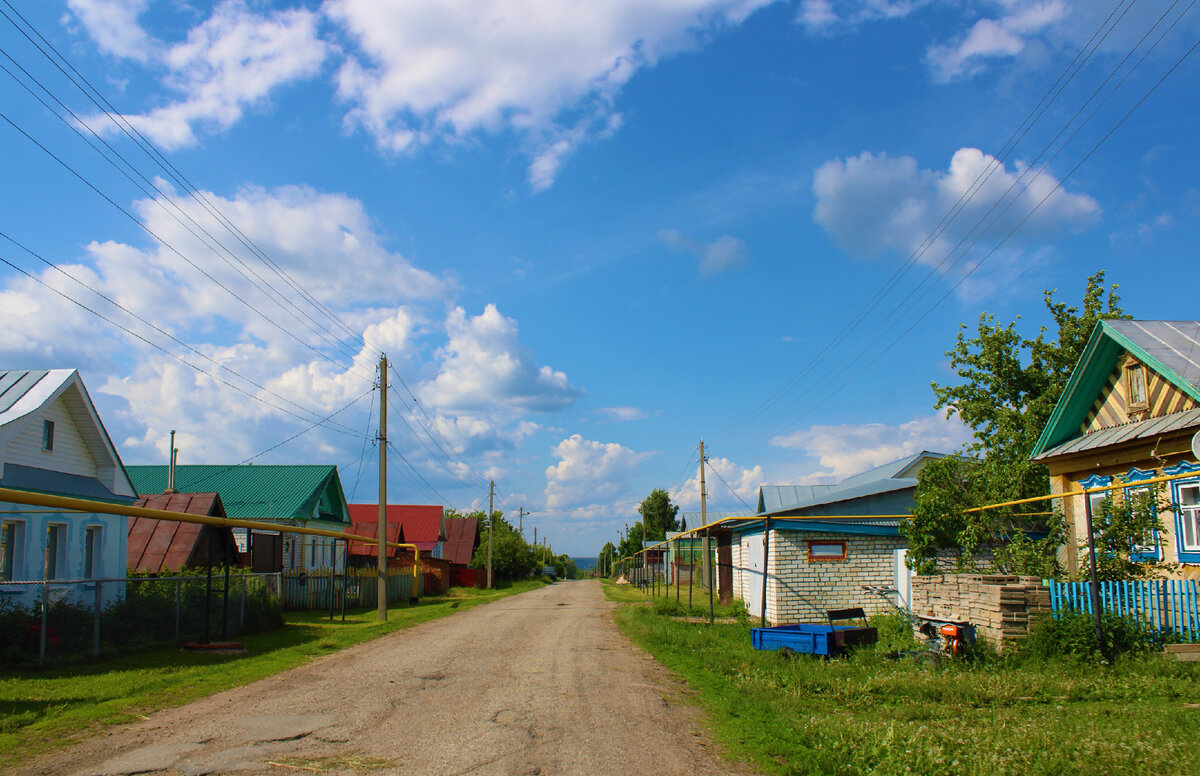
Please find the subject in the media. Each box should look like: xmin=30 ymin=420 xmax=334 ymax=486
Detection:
xmin=769 ymin=412 xmax=972 ymax=479
xmin=796 ymin=0 xmax=927 ymax=33
xmin=66 ymin=0 xmax=158 ymax=62
xmin=85 ymin=1 xmax=328 ymax=149
xmin=544 ymin=434 xmax=647 ymax=509
xmin=420 ymin=304 xmax=583 ymax=414
xmin=926 ymin=1 xmax=1066 ymax=82
xmin=595 ymin=406 xmax=647 ymax=422
xmin=812 ymin=147 xmax=1100 ymax=268
xmin=326 ymin=0 xmax=776 ymax=188
xmin=673 ymin=456 xmax=762 ymax=511
xmin=660 ymin=230 xmax=749 ymax=275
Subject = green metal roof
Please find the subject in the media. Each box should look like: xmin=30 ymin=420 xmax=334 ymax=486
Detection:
xmin=126 ymin=464 xmax=349 ymax=523
xmin=1030 ymin=320 xmax=1200 ymax=458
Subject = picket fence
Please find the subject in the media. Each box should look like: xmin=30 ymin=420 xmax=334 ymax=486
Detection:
xmin=1048 ymin=579 xmax=1200 ymax=639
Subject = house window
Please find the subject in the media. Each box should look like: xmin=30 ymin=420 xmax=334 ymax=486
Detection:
xmin=41 ymin=420 xmax=55 ymax=452
xmin=1177 ymin=484 xmax=1200 ymax=554
xmin=808 ymin=541 xmax=847 ymax=562
xmin=1124 ymin=468 xmax=1160 ymax=561
xmin=84 ymin=525 xmax=102 ymax=579
xmin=45 ymin=524 xmax=67 ymax=579
xmin=1125 ymin=360 xmax=1148 ymax=411
xmin=1079 ymin=474 xmax=1112 ymax=522
xmin=1 ymin=520 xmax=25 ymax=581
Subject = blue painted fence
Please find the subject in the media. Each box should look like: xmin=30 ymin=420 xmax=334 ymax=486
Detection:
xmin=1048 ymin=579 xmax=1200 ymax=639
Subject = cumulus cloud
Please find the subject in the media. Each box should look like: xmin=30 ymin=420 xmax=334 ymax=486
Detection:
xmin=769 ymin=412 xmax=972 ymax=479
xmin=660 ymin=230 xmax=749 ymax=275
xmin=326 ymin=0 xmax=776 ymax=188
xmin=420 ymin=305 xmax=583 ymax=414
xmin=80 ymin=1 xmax=328 ymax=149
xmin=673 ymin=456 xmax=762 ymax=511
xmin=66 ymin=0 xmax=158 ymax=62
xmin=926 ymin=1 xmax=1066 ymax=82
xmin=812 ymin=147 xmax=1100 ymax=267
xmin=796 ymin=0 xmax=926 ymax=33
xmin=544 ymin=434 xmax=648 ymax=509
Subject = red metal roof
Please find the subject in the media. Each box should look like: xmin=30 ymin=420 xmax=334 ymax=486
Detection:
xmin=347 ymin=504 xmax=444 ymax=553
xmin=127 ymin=492 xmax=238 ymax=572
xmin=344 ymin=520 xmax=403 ymax=557
xmin=442 ymin=517 xmax=479 ymax=566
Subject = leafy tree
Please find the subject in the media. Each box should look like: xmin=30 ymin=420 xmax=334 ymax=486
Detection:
xmin=638 ymin=488 xmax=680 ymax=541
xmin=905 ymin=272 xmax=1127 ymax=575
xmin=468 ymin=512 xmax=535 ymax=582
xmin=596 ymin=541 xmax=617 ymax=577
xmin=617 ymin=522 xmax=645 ymax=562
xmin=1085 ymin=488 xmax=1175 ymax=580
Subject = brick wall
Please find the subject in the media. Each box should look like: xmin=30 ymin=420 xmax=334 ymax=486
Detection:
xmin=731 ymin=529 xmax=905 ymax=624
xmin=910 ymin=574 xmax=1051 ymax=652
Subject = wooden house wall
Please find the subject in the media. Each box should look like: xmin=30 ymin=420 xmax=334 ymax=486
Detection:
xmin=6 ymin=394 xmax=98 ymax=478
xmin=1083 ymin=355 xmax=1198 ymax=434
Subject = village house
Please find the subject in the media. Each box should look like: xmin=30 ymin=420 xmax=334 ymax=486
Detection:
xmin=1030 ymin=320 xmax=1200 ymax=579
xmin=730 ymin=451 xmax=947 ymax=623
xmin=125 ymin=465 xmax=351 ymax=572
xmin=346 ymin=504 xmax=451 ymax=592
xmin=0 ymin=370 xmax=136 ymax=608
xmin=127 ymin=491 xmax=240 ymax=573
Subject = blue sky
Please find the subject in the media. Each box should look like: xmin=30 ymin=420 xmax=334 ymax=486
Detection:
xmin=1 ymin=0 xmax=1198 ymax=556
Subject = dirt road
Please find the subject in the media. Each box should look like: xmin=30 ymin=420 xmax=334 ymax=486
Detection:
xmin=20 ymin=580 xmax=752 ymax=776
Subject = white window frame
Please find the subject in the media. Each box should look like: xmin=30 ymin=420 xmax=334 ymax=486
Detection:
xmin=1176 ymin=482 xmax=1200 ymax=554
xmin=2 ymin=519 xmax=26 ymax=582
xmin=1124 ymin=468 xmax=1161 ymax=561
xmin=45 ymin=523 xmax=68 ymax=580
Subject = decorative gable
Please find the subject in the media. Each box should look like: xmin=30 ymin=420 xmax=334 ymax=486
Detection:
xmin=1083 ymin=354 xmax=1199 ymax=434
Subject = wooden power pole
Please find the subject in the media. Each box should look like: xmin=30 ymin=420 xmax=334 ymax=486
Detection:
xmin=487 ymin=480 xmax=495 ymax=589
xmin=377 ymin=355 xmax=388 ymax=622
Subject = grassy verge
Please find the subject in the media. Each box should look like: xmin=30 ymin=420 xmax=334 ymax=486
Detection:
xmin=605 ymin=582 xmax=1199 ymax=776
xmin=0 ymin=580 xmax=544 ymax=768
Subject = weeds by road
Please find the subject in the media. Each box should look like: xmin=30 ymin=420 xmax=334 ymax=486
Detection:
xmin=0 ymin=580 xmax=544 ymax=769
xmin=607 ymin=581 xmax=1199 ymax=776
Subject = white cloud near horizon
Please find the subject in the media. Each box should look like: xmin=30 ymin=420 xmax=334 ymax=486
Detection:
xmin=544 ymin=434 xmax=648 ymax=509
xmin=769 ymin=412 xmax=972 ymax=479
xmin=812 ymin=147 xmax=1100 ymax=272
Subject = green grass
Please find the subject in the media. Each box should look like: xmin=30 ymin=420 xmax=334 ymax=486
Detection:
xmin=0 ymin=580 xmax=544 ymax=769
xmin=605 ymin=582 xmax=1200 ymax=776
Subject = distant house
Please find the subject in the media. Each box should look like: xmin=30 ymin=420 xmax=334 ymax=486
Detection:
xmin=125 ymin=465 xmax=351 ymax=572
xmin=443 ymin=516 xmax=480 ymax=587
xmin=0 ymin=370 xmax=136 ymax=608
xmin=1030 ymin=320 xmax=1200 ymax=579
xmin=127 ymin=492 xmax=240 ymax=573
xmin=731 ymin=451 xmax=947 ymax=623
xmin=346 ymin=504 xmax=449 ymax=592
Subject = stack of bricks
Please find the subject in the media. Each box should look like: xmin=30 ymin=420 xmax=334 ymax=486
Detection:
xmin=910 ymin=574 xmax=1052 ymax=652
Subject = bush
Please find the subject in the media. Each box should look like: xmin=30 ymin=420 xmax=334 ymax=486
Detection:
xmin=868 ymin=611 xmax=918 ymax=655
xmin=1020 ymin=609 xmax=1166 ymax=662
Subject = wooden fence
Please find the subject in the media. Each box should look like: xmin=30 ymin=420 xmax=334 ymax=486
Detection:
xmin=1049 ymin=579 xmax=1200 ymax=639
xmin=281 ymin=568 xmax=421 ymax=611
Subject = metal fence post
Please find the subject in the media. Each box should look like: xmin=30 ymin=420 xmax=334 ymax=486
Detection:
xmin=93 ymin=579 xmax=102 ymax=658
xmin=240 ymin=575 xmax=247 ymax=630
xmin=39 ymin=578 xmax=48 ymax=666
xmin=174 ymin=578 xmax=182 ymax=644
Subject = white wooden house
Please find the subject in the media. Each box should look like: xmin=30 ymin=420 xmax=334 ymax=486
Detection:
xmin=0 ymin=370 xmax=136 ymax=608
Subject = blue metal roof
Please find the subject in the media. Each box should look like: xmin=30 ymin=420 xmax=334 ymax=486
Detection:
xmin=756 ymin=451 xmax=945 ymax=517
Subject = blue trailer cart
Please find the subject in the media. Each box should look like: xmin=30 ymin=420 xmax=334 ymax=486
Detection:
xmin=750 ymin=608 xmax=878 ymax=657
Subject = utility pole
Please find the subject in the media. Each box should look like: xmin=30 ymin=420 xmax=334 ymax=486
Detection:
xmin=487 ymin=480 xmax=495 ymax=589
xmin=518 ymin=507 xmax=528 ymax=537
xmin=533 ymin=526 xmax=538 ymax=563
xmin=699 ymin=440 xmax=709 ymax=591
xmin=377 ymin=355 xmax=388 ymax=622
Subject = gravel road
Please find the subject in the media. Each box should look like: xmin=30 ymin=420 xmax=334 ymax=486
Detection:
xmin=19 ymin=580 xmax=753 ymax=776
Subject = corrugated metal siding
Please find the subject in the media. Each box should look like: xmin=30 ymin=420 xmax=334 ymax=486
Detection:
xmin=442 ymin=517 xmax=478 ymax=565
xmin=1035 ymin=407 xmax=1200 ymax=460
xmin=126 ymin=465 xmax=345 ymax=521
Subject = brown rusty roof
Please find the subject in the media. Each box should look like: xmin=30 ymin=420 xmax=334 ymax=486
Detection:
xmin=345 ymin=520 xmax=403 ymax=557
xmin=442 ymin=517 xmax=479 ymax=566
xmin=128 ymin=492 xmax=238 ymax=572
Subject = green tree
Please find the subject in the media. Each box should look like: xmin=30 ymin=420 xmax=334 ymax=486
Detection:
xmin=638 ymin=489 xmax=680 ymax=541
xmin=617 ymin=522 xmax=645 ymax=564
xmin=468 ymin=512 xmax=535 ymax=582
xmin=905 ymin=272 xmax=1127 ymax=575
xmin=1086 ymin=488 xmax=1174 ymax=580
xmin=596 ymin=541 xmax=617 ymax=577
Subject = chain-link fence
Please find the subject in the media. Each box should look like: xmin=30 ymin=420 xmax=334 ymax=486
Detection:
xmin=0 ymin=572 xmax=282 ymax=667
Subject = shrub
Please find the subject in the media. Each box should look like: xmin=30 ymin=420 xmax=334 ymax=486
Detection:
xmin=1020 ymin=609 xmax=1166 ymax=662
xmin=868 ymin=611 xmax=918 ymax=654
